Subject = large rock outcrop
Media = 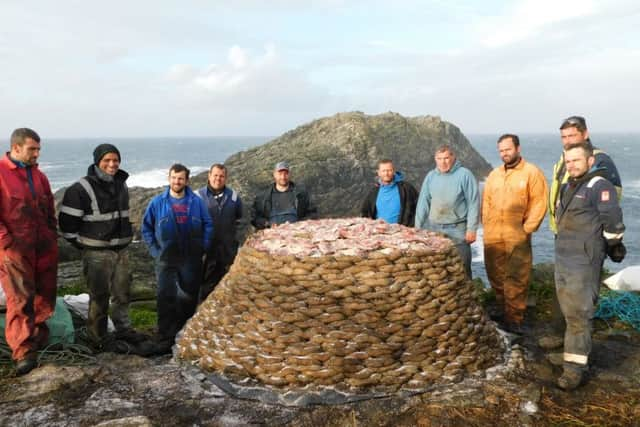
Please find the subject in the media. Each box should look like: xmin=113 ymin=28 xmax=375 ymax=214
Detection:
xmin=56 ymin=111 xmax=492 ymax=242
xmin=193 ymin=111 xmax=490 ymax=239
xmin=195 ymin=111 xmax=489 ymax=216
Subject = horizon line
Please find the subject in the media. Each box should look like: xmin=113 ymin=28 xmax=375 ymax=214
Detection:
xmin=41 ymin=130 xmax=640 ymax=140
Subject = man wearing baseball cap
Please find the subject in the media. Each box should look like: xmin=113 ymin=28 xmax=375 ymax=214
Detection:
xmin=251 ymin=161 xmax=317 ymax=229
xmin=59 ymin=144 xmax=148 ymax=352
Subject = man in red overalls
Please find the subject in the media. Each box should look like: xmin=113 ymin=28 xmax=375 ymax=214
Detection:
xmin=0 ymin=128 xmax=58 ymax=375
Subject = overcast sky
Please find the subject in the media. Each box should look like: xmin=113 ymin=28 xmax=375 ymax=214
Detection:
xmin=1 ymin=0 xmax=638 ymax=137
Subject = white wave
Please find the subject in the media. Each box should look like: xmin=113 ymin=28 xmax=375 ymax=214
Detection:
xmin=39 ymin=162 xmax=67 ymax=170
xmin=471 ymin=227 xmax=484 ymax=263
xmin=127 ymin=166 xmax=208 ymax=188
xmin=626 ymin=179 xmax=640 ymax=189
xmin=623 ymin=179 xmax=640 ymax=199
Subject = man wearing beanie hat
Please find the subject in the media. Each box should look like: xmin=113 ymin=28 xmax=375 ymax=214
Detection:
xmin=59 ymin=144 xmax=148 ymax=352
xmin=93 ymin=143 xmax=121 ymax=167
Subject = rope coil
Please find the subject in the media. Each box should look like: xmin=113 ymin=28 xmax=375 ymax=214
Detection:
xmin=595 ymin=291 xmax=640 ymax=331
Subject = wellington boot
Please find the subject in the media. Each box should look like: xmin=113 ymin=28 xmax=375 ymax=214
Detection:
xmin=148 ymin=335 xmax=174 ymax=356
xmin=538 ymin=335 xmax=564 ymax=350
xmin=546 ymin=352 xmax=564 ymax=366
xmin=115 ymin=328 xmax=150 ymax=344
xmin=15 ymin=356 xmax=38 ymax=376
xmin=130 ymin=340 xmax=159 ymax=357
xmin=557 ymin=368 xmax=583 ymax=390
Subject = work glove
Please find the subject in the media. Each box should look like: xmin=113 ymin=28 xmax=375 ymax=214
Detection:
xmin=607 ymin=241 xmax=626 ymax=263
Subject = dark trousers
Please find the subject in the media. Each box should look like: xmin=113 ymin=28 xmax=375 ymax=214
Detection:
xmin=200 ymin=255 xmax=230 ymax=302
xmin=155 ymin=258 xmax=202 ymax=341
xmin=83 ymin=249 xmax=131 ymax=342
xmin=554 ymin=257 xmax=603 ymax=369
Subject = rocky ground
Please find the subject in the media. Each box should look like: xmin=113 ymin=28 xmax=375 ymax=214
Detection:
xmin=0 ymin=322 xmax=638 ymax=426
xmin=7 ymin=114 xmax=637 ymax=425
xmin=1 ymin=256 xmax=639 ymax=426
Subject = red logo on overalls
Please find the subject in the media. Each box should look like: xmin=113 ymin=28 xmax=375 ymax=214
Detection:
xmin=601 ymin=191 xmax=610 ymax=202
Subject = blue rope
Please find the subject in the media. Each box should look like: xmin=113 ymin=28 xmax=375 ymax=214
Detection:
xmin=595 ymin=291 xmax=640 ymax=331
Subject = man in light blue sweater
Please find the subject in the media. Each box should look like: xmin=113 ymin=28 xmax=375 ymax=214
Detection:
xmin=415 ymin=145 xmax=480 ymax=278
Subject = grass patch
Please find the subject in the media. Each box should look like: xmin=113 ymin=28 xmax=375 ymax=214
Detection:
xmin=130 ymin=306 xmax=157 ymax=332
xmin=529 ymin=279 xmax=555 ymax=304
xmin=472 ymin=278 xmax=495 ymax=307
xmin=57 ymin=280 xmax=87 ymax=297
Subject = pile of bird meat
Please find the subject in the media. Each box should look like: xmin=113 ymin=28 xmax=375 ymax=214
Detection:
xmin=177 ymin=218 xmax=502 ymax=392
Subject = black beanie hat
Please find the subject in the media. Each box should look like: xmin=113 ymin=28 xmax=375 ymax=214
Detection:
xmin=93 ymin=144 xmax=121 ymax=165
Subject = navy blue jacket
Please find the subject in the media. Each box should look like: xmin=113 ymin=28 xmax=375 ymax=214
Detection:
xmin=196 ymin=185 xmax=243 ymax=265
xmin=555 ymin=168 xmax=625 ymax=265
xmin=142 ymin=186 xmax=213 ymax=262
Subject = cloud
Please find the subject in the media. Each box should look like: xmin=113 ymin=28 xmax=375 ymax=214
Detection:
xmin=1 ymin=0 xmax=639 ymax=137
xmin=165 ymin=45 xmax=330 ymax=114
xmin=478 ymin=0 xmax=598 ymax=48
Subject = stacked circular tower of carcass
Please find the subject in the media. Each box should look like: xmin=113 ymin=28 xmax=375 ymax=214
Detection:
xmin=177 ymin=218 xmax=502 ymax=392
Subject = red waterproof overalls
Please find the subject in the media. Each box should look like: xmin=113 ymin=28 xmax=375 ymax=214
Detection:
xmin=0 ymin=154 xmax=58 ymax=361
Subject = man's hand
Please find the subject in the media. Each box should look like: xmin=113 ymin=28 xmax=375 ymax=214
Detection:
xmin=465 ymin=231 xmax=477 ymax=244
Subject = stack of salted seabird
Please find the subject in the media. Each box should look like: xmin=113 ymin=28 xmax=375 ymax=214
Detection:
xmin=177 ymin=218 xmax=502 ymax=392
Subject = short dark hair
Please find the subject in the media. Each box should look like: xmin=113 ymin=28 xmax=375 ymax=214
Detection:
xmin=497 ymin=134 xmax=520 ymax=147
xmin=565 ymin=141 xmax=594 ymax=158
xmin=11 ymin=128 xmax=40 ymax=147
xmin=209 ymin=163 xmax=227 ymax=174
xmin=169 ymin=163 xmax=190 ymax=179
xmin=560 ymin=116 xmax=588 ymax=133
xmin=377 ymin=159 xmax=394 ymax=168
xmin=435 ymin=144 xmax=454 ymax=155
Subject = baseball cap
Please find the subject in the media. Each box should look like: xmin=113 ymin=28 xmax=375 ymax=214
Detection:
xmin=274 ymin=161 xmax=290 ymax=171
xmin=560 ymin=116 xmax=587 ymax=130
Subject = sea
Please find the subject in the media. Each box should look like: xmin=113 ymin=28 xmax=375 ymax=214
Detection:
xmin=39 ymin=133 xmax=639 ymax=281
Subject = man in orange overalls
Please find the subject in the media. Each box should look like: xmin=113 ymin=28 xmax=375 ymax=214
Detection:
xmin=482 ymin=134 xmax=548 ymax=334
xmin=0 ymin=128 xmax=58 ymax=375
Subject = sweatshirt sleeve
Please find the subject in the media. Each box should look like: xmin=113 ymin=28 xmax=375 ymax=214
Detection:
xmin=463 ymin=170 xmax=480 ymax=233
xmin=415 ymin=173 xmax=432 ymax=229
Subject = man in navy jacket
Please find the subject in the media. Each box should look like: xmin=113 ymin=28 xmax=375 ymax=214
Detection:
xmin=197 ymin=163 xmax=242 ymax=301
xmin=554 ymin=142 xmax=625 ymax=390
